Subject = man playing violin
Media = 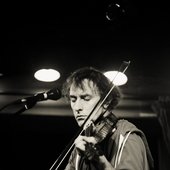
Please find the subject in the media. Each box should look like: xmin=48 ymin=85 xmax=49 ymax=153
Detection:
xmin=62 ymin=67 xmax=154 ymax=170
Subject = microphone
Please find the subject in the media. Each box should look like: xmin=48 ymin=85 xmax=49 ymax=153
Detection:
xmin=15 ymin=88 xmax=62 ymax=104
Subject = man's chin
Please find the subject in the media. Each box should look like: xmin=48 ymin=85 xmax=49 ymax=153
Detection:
xmin=77 ymin=120 xmax=84 ymax=127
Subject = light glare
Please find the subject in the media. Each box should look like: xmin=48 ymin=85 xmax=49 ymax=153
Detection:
xmin=34 ymin=69 xmax=60 ymax=82
xmin=104 ymin=71 xmax=128 ymax=86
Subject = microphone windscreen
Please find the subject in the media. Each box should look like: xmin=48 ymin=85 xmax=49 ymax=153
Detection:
xmin=47 ymin=88 xmax=62 ymax=100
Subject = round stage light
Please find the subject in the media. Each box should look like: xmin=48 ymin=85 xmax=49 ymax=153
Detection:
xmin=104 ymin=71 xmax=128 ymax=86
xmin=34 ymin=69 xmax=60 ymax=82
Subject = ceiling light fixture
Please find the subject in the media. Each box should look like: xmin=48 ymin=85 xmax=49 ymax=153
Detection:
xmin=104 ymin=71 xmax=128 ymax=86
xmin=34 ymin=69 xmax=60 ymax=82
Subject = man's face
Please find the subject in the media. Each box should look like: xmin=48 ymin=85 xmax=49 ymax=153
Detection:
xmin=69 ymin=79 xmax=101 ymax=127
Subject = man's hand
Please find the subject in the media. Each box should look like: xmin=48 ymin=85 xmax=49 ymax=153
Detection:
xmin=74 ymin=135 xmax=103 ymax=160
xmin=75 ymin=135 xmax=97 ymax=151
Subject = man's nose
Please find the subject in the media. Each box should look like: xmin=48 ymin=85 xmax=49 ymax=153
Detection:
xmin=74 ymin=100 xmax=83 ymax=112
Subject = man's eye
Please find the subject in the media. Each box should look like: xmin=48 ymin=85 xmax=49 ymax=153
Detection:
xmin=70 ymin=98 xmax=76 ymax=102
xmin=84 ymin=97 xmax=91 ymax=101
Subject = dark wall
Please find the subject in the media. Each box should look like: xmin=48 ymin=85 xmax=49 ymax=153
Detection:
xmin=0 ymin=114 xmax=161 ymax=170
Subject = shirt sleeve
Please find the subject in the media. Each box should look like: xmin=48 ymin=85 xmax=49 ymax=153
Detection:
xmin=116 ymin=133 xmax=149 ymax=170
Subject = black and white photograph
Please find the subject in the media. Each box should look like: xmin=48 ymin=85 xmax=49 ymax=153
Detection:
xmin=0 ymin=0 xmax=170 ymax=169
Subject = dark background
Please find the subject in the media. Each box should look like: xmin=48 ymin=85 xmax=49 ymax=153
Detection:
xmin=0 ymin=0 xmax=170 ymax=169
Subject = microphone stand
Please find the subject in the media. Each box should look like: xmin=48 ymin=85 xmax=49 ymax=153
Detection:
xmin=0 ymin=88 xmax=61 ymax=115
xmin=13 ymin=101 xmax=37 ymax=115
xmin=0 ymin=99 xmax=37 ymax=115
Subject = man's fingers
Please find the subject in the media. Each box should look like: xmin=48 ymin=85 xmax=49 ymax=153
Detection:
xmin=75 ymin=135 xmax=97 ymax=144
xmin=74 ymin=135 xmax=97 ymax=151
